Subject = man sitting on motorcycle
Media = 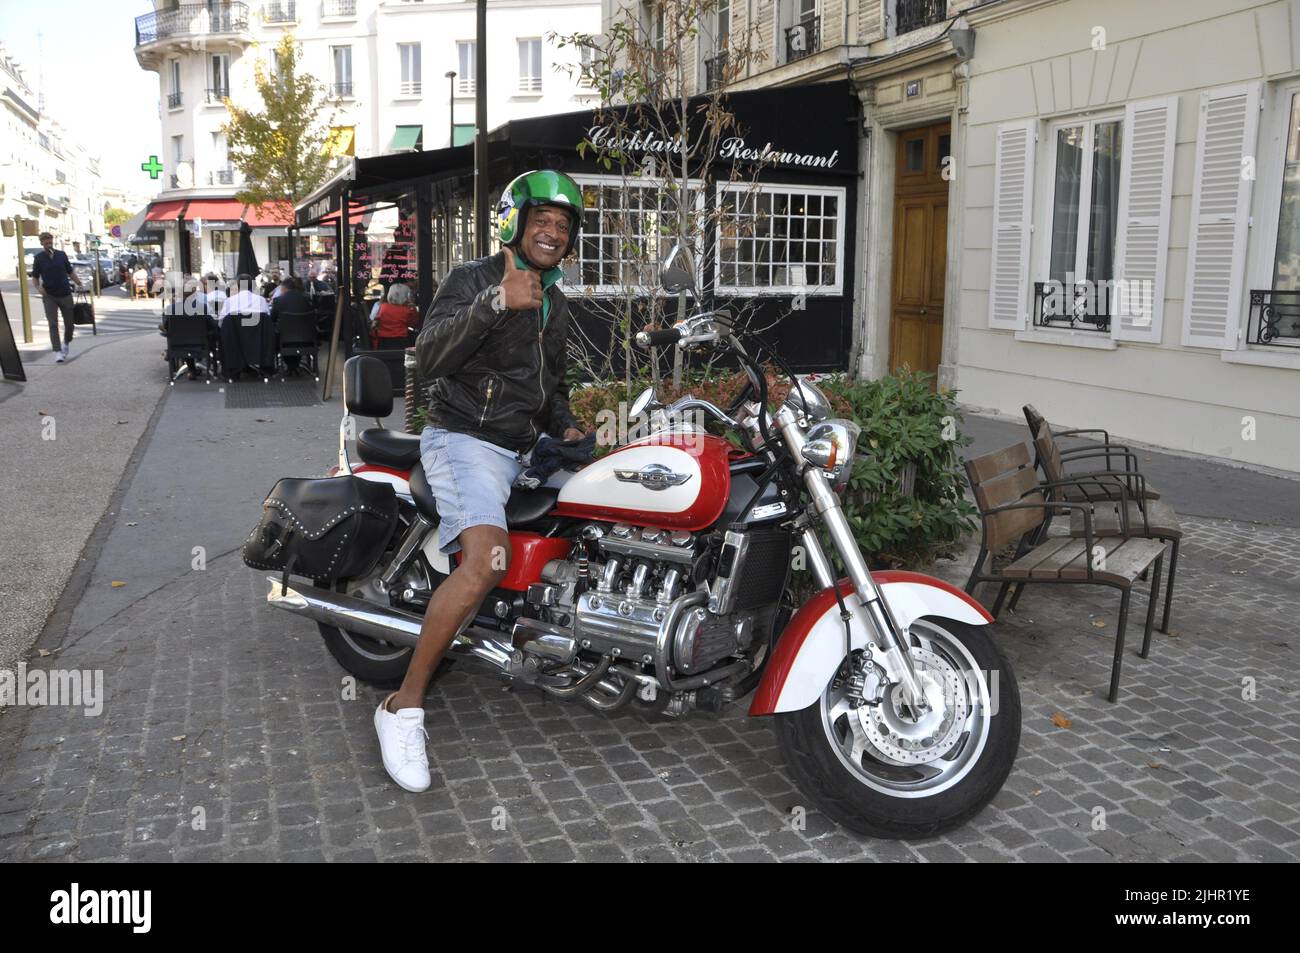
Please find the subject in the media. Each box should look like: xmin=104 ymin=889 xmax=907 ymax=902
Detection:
xmin=374 ymin=170 xmax=587 ymax=792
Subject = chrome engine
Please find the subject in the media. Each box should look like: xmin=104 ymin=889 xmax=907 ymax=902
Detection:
xmin=522 ymin=522 xmax=790 ymax=714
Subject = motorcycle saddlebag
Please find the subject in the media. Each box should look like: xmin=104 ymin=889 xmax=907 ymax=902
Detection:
xmin=242 ymin=476 xmax=398 ymax=582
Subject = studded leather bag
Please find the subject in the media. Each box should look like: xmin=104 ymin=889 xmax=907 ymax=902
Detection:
xmin=242 ymin=476 xmax=398 ymax=583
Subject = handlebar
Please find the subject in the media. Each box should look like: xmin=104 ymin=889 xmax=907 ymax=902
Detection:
xmin=634 ymin=327 xmax=683 ymax=349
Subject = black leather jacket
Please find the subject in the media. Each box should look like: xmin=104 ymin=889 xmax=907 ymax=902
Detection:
xmin=415 ymin=250 xmax=578 ymax=454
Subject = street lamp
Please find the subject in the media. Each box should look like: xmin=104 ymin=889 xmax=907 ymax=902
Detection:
xmin=446 ymin=71 xmax=456 ymax=148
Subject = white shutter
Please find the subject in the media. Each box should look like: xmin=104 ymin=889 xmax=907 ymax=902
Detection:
xmin=1111 ymin=97 xmax=1177 ymax=342
xmin=988 ymin=122 xmax=1036 ymax=330
xmin=1182 ymin=83 xmax=1261 ymax=349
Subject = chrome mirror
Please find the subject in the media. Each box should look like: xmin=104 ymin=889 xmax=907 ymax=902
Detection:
xmin=629 ymin=386 xmax=659 ymax=419
xmin=659 ymin=244 xmax=696 ymax=295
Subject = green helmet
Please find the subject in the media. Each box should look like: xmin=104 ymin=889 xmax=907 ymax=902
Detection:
xmin=496 ymin=170 xmax=583 ymax=256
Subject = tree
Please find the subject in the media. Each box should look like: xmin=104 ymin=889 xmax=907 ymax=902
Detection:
xmin=222 ymin=33 xmax=341 ymax=221
xmin=103 ymin=207 xmax=130 ymax=227
xmin=556 ymin=1 xmax=772 ymax=394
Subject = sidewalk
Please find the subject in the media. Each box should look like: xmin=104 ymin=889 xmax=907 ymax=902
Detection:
xmin=0 ymin=367 xmax=1297 ymax=861
xmin=0 ymin=281 xmax=170 ymax=671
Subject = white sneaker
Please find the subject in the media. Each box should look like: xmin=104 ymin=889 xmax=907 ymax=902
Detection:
xmin=374 ymin=694 xmax=431 ymax=792
xmin=55 ymin=349 xmax=65 ymax=363
xmin=61 ymin=344 xmax=69 ymax=360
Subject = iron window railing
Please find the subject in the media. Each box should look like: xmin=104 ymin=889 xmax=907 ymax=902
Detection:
xmin=399 ymin=80 xmax=422 ymax=96
xmin=322 ymin=0 xmax=356 ymax=16
xmin=210 ymin=168 xmax=235 ymax=186
xmin=135 ymin=3 xmax=249 ymax=45
xmin=167 ymin=91 xmax=184 ymax=109
xmin=264 ymin=1 xmax=296 ymax=23
xmin=205 ymin=87 xmax=229 ymax=103
xmin=895 ymin=0 xmax=948 ymax=36
xmin=704 ymin=51 xmax=727 ymax=90
xmin=1247 ymin=289 xmax=1300 ymax=347
xmin=331 ymin=81 xmax=354 ymax=97
xmin=784 ymin=17 xmax=820 ymax=64
xmin=1032 ymin=281 xmax=1111 ymax=332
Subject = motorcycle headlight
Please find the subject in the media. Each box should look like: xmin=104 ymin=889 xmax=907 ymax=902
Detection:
xmin=800 ymin=419 xmax=860 ymax=486
xmin=782 ymin=375 xmax=832 ymax=426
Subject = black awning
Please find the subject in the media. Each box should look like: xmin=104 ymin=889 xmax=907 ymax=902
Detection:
xmin=295 ymin=81 xmax=858 ymax=228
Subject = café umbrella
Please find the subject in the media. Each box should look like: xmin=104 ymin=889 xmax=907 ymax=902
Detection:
xmin=235 ymin=220 xmax=259 ymax=279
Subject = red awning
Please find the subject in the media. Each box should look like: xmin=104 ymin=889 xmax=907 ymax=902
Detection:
xmin=242 ymin=202 xmax=294 ymax=228
xmin=183 ymin=198 xmax=245 ymax=221
xmin=143 ymin=200 xmax=188 ymax=222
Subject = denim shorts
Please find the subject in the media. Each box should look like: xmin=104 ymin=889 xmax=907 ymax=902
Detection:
xmin=418 ymin=426 xmax=525 ymax=555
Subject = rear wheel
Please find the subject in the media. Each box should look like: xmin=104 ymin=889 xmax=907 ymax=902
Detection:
xmin=318 ymin=525 xmax=448 ymax=688
xmin=774 ymin=618 xmax=1019 ymax=839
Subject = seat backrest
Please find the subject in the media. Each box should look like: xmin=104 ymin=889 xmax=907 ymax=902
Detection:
xmin=344 ymin=354 xmax=393 ymax=417
xmin=167 ymin=314 xmax=209 ymax=349
xmin=1023 ymin=404 xmax=1046 ymax=438
xmin=1032 ymin=419 xmax=1067 ymax=489
xmin=964 ymin=442 xmax=1045 ymax=550
xmin=278 ymin=312 xmax=316 ymax=346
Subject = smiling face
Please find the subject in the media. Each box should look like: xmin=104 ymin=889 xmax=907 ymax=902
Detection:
xmin=520 ymin=205 xmax=573 ymax=269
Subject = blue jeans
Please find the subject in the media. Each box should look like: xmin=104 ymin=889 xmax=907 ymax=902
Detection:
xmin=418 ymin=426 xmax=525 ymax=555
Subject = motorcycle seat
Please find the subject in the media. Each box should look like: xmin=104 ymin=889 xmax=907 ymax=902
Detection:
xmin=356 ymin=427 xmax=422 ymax=469
xmin=408 ymin=462 xmax=559 ymax=531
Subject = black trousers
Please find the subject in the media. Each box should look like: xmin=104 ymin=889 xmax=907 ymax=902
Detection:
xmin=42 ymin=294 xmax=75 ymax=350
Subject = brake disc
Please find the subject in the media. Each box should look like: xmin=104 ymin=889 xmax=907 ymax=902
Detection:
xmin=854 ymin=646 xmax=968 ymax=766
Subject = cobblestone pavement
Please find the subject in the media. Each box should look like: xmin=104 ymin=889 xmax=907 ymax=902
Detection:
xmin=1 ymin=500 xmax=1297 ymax=861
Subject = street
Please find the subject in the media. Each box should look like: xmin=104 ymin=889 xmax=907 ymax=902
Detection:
xmin=1 ymin=291 xmax=1297 ymax=862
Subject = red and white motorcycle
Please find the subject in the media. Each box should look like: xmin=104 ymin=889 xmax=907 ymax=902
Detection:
xmin=266 ymin=250 xmax=1020 ymax=838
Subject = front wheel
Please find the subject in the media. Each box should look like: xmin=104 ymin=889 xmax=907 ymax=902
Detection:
xmin=774 ymin=618 xmax=1019 ymax=839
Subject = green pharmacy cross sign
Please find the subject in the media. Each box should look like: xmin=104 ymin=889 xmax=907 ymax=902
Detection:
xmin=141 ymin=155 xmax=164 ymax=180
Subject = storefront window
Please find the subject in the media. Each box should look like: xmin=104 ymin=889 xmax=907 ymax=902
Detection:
xmin=568 ymin=175 xmax=703 ymax=294
xmin=716 ymin=183 xmax=844 ymax=294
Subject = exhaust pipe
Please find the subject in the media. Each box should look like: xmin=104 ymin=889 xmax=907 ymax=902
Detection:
xmin=266 ymin=578 xmax=515 ymax=671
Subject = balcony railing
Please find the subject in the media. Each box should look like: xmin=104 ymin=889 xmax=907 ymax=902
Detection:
xmin=210 ymin=168 xmax=236 ymax=186
xmin=206 ymin=87 xmax=230 ymax=104
xmin=167 ymin=91 xmax=184 ymax=110
xmin=1033 ymin=281 xmax=1111 ymax=332
xmin=1248 ymin=289 xmax=1300 ymax=347
xmin=331 ymin=81 xmax=354 ymax=98
xmin=135 ymin=3 xmax=250 ymax=46
xmin=895 ymin=0 xmax=948 ymax=36
xmin=399 ymin=80 xmax=422 ymax=96
xmin=322 ymin=0 xmax=356 ymax=17
xmin=704 ymin=51 xmax=727 ymax=91
xmin=264 ymin=1 xmax=296 ymax=23
xmin=518 ymin=74 xmax=542 ymax=93
xmin=170 ymin=173 xmax=182 ymax=189
xmin=784 ymin=17 xmax=820 ymax=64
xmin=457 ymin=77 xmax=475 ymax=95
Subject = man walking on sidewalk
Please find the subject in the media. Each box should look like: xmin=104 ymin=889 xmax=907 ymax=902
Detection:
xmin=29 ymin=232 xmax=85 ymax=363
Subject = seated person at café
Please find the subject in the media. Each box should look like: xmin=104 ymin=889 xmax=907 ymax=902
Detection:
xmin=369 ymin=281 xmax=420 ymax=349
xmin=218 ymin=274 xmax=275 ymax=379
xmin=270 ymin=276 xmax=311 ymax=322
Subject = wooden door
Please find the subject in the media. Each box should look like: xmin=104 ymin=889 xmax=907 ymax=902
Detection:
xmin=889 ymin=123 xmax=951 ymax=378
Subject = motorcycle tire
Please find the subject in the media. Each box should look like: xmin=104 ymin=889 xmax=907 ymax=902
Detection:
xmin=774 ymin=618 xmax=1019 ymax=840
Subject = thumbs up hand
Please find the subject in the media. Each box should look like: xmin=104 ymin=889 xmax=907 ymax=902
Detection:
xmin=499 ymin=250 xmax=543 ymax=312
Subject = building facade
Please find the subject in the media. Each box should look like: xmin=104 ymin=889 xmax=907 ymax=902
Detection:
xmin=135 ymin=0 xmax=601 ymax=276
xmin=1 ymin=45 xmax=106 ymax=277
xmin=930 ymin=0 xmax=1299 ymax=472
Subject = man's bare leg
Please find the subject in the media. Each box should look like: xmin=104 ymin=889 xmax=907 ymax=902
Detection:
xmin=385 ymin=524 xmax=510 ymax=712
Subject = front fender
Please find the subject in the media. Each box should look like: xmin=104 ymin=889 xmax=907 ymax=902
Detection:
xmin=748 ymin=572 xmax=992 ymax=716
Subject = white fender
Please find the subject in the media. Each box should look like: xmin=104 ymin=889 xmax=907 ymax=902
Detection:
xmin=749 ymin=572 xmax=993 ymax=716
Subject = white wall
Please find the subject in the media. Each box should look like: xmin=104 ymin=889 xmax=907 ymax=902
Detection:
xmin=956 ymin=0 xmax=1300 ymax=472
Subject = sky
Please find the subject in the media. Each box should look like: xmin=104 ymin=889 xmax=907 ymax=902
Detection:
xmin=0 ymin=0 xmax=162 ymax=207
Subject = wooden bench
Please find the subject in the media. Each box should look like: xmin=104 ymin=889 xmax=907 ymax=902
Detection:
xmin=963 ymin=442 xmax=1167 ymax=702
xmin=1030 ymin=419 xmax=1182 ymax=632
xmin=1023 ymin=404 xmax=1161 ymax=502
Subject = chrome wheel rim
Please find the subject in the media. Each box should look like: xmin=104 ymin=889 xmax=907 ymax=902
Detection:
xmin=819 ymin=619 xmax=993 ymax=799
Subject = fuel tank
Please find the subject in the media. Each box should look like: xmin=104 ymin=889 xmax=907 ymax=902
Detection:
xmin=553 ymin=432 xmax=733 ymax=530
